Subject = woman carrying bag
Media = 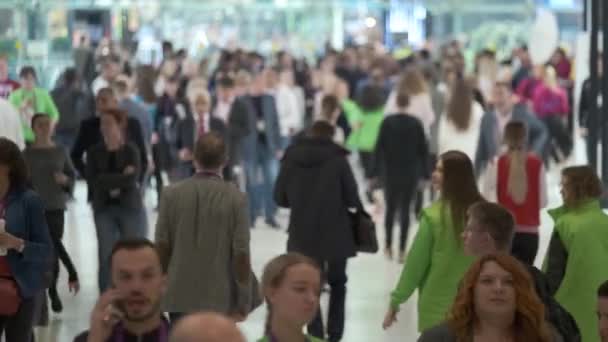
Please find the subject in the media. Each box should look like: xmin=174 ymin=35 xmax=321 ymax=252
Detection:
xmin=0 ymin=137 xmax=53 ymax=341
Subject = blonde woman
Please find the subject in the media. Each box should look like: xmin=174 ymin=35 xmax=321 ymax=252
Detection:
xmin=385 ymin=67 xmax=435 ymax=135
xmin=482 ymin=121 xmax=547 ymax=265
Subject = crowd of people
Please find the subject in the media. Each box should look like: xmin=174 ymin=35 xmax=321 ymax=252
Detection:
xmin=0 ymin=36 xmax=607 ymax=342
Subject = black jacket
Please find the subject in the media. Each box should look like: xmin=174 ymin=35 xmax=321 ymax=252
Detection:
xmin=174 ymin=112 xmax=229 ymax=179
xmin=176 ymin=113 xmax=228 ymax=152
xmin=274 ymin=138 xmax=360 ymax=260
xmin=71 ymin=116 xmax=148 ymax=183
xmin=211 ymin=96 xmax=252 ymax=166
xmin=375 ymin=113 xmax=430 ymax=184
xmin=51 ymin=86 xmax=93 ymax=136
xmin=85 ymin=142 xmax=143 ymax=211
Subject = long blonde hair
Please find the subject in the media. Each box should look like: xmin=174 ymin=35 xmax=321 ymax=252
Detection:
xmin=503 ymin=121 xmax=528 ymax=204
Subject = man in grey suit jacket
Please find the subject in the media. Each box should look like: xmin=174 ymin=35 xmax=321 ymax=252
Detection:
xmin=155 ymin=133 xmax=255 ymax=322
xmin=475 ymin=82 xmax=548 ymax=176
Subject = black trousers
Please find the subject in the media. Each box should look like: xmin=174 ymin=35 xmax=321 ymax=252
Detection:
xmin=45 ymin=210 xmax=77 ymax=295
xmin=308 ymin=259 xmax=347 ymax=342
xmin=511 ymin=232 xmax=539 ymax=265
xmin=542 ymin=116 xmax=572 ymax=164
xmin=359 ymin=152 xmax=375 ymax=180
xmin=384 ymin=179 xmax=418 ymax=252
xmin=0 ymin=297 xmax=36 ymax=341
xmin=152 ymin=143 xmax=164 ymax=203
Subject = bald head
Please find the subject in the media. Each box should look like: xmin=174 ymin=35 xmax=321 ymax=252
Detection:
xmin=170 ymin=313 xmax=245 ymax=342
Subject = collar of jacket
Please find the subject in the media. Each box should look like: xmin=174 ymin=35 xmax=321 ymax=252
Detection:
xmin=548 ymin=199 xmax=600 ymax=220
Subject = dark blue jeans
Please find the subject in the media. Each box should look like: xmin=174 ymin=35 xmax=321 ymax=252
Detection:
xmin=93 ymin=205 xmax=148 ymax=292
xmin=244 ymin=147 xmax=277 ymax=226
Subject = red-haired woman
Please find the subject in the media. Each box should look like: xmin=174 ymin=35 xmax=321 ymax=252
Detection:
xmin=419 ymin=254 xmax=558 ymax=341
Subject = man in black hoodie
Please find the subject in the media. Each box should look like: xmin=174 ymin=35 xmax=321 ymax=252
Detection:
xmin=274 ymin=121 xmax=361 ymax=342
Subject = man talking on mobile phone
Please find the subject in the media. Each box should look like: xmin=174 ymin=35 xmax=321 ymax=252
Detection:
xmin=73 ymin=238 xmax=169 ymax=342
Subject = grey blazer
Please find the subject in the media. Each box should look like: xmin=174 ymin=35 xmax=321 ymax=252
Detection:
xmin=155 ymin=176 xmax=253 ymax=314
xmin=474 ymin=103 xmax=548 ymax=176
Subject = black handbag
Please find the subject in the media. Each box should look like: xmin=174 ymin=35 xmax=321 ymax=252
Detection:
xmin=350 ymin=209 xmax=379 ymax=253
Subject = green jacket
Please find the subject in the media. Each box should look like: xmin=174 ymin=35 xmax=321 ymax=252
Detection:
xmin=341 ymin=99 xmax=384 ymax=152
xmin=390 ymin=201 xmax=474 ymax=332
xmin=544 ymin=200 xmax=608 ymax=342
xmin=257 ymin=335 xmax=326 ymax=342
xmin=8 ymin=87 xmax=60 ymax=142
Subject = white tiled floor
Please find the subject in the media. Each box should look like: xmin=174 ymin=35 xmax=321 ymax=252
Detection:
xmin=35 ymin=140 xmax=586 ymax=342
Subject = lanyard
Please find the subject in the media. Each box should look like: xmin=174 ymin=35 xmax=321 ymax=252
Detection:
xmin=114 ymin=318 xmax=169 ymax=342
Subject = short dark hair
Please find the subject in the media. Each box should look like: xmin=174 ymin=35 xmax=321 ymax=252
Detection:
xmin=217 ymin=76 xmax=235 ymax=89
xmin=599 ymin=279 xmax=608 ymax=297
xmin=356 ymin=84 xmax=385 ymax=112
xmin=31 ymin=113 xmax=50 ymax=128
xmin=63 ymin=67 xmax=78 ymax=86
xmin=110 ymin=238 xmax=164 ymax=273
xmin=308 ymin=120 xmax=336 ymax=140
xmin=0 ymin=138 xmax=29 ymax=190
xmin=19 ymin=66 xmax=37 ymax=80
xmin=468 ymin=201 xmax=515 ymax=251
xmin=194 ymin=132 xmax=227 ymax=170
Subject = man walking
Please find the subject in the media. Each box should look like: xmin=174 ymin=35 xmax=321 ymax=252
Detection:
xmin=155 ymin=133 xmax=256 ymax=322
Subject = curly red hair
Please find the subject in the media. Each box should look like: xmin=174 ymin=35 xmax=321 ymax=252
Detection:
xmin=447 ymin=254 xmax=552 ymax=342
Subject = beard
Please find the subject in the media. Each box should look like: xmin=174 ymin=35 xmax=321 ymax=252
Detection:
xmin=117 ymin=295 xmax=162 ymax=323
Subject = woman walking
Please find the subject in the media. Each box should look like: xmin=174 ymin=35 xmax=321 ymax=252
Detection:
xmin=375 ymin=91 xmax=429 ymax=261
xmin=24 ymin=114 xmax=79 ymax=313
xmin=0 ymin=137 xmax=53 ymax=341
xmin=482 ymin=121 xmax=547 ymax=265
xmin=86 ymin=108 xmax=145 ymax=292
xmin=383 ymin=151 xmax=482 ymax=332
xmin=545 ymin=165 xmax=608 ymax=342
xmin=419 ymin=254 xmax=556 ymax=342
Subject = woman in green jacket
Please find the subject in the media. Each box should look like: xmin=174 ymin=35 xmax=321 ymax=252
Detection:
xmin=8 ymin=66 xmax=60 ymax=143
xmin=383 ymin=150 xmax=482 ymax=332
xmin=341 ymin=84 xmax=385 ymax=199
xmin=544 ymin=165 xmax=608 ymax=342
xmin=257 ymin=253 xmax=327 ymax=342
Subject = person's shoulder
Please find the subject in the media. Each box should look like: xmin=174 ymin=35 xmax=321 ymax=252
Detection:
xmin=419 ymin=322 xmax=457 ymax=341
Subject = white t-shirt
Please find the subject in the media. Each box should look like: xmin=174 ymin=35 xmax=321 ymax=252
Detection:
xmin=0 ymin=98 xmax=25 ymax=150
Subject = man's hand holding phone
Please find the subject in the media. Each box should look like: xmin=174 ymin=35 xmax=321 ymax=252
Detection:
xmin=88 ymin=289 xmax=125 ymax=342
